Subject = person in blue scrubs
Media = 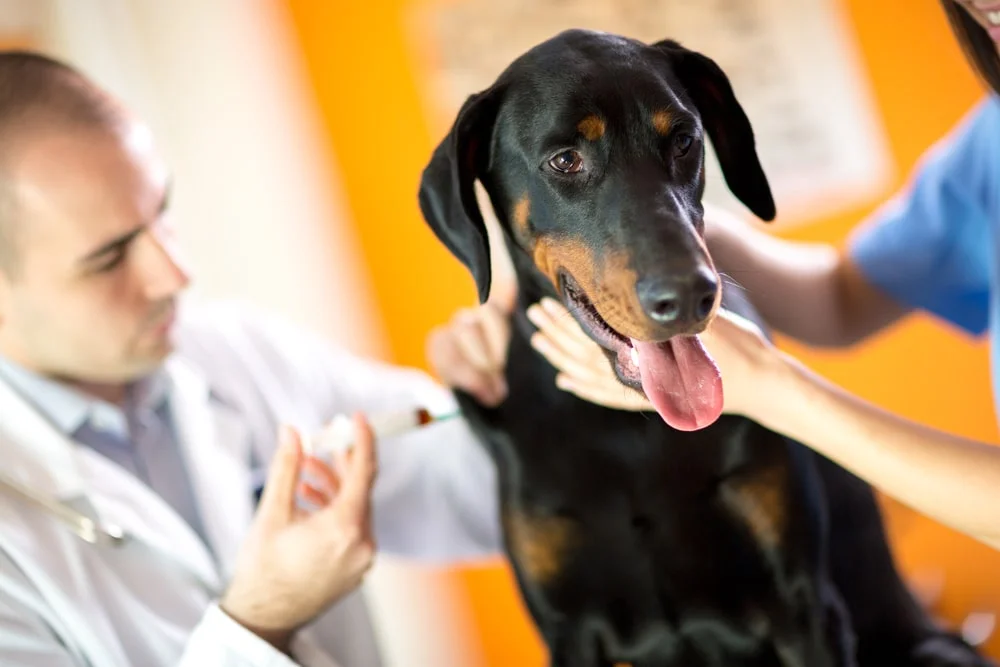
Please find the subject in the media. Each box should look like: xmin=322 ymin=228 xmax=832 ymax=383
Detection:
xmin=429 ymin=0 xmax=1000 ymax=552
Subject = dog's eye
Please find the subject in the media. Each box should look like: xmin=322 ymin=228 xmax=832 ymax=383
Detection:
xmin=548 ymin=150 xmax=584 ymax=174
xmin=673 ymin=133 xmax=694 ymax=157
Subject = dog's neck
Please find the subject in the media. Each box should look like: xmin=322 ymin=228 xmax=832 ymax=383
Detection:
xmin=503 ymin=235 xmax=561 ymax=339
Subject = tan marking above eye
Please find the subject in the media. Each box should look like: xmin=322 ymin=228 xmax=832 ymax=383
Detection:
xmin=652 ymin=109 xmax=673 ymax=136
xmin=577 ymin=115 xmax=606 ymax=141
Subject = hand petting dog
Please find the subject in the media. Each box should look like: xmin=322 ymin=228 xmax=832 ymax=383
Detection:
xmin=527 ymin=297 xmax=779 ymax=421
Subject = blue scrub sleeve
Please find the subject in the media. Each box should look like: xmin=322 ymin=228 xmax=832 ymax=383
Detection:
xmin=848 ymin=100 xmax=999 ymax=336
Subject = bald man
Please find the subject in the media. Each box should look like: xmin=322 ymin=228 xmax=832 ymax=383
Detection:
xmin=0 ymin=51 xmax=503 ymax=667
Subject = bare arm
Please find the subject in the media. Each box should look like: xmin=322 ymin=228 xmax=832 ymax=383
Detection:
xmin=705 ymin=204 xmax=909 ymax=348
xmin=529 ymin=299 xmax=1000 ymax=552
xmin=754 ymin=343 xmax=1000 ymax=551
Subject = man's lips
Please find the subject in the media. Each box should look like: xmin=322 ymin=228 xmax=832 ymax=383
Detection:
xmin=148 ymin=302 xmax=177 ymax=333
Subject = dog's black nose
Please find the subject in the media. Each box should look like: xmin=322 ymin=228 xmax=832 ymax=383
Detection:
xmin=637 ymin=268 xmax=718 ymax=327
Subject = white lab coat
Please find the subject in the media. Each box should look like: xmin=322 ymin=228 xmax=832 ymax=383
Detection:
xmin=0 ymin=301 xmax=502 ymax=667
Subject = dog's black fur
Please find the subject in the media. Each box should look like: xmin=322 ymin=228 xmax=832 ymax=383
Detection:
xmin=419 ymin=29 xmax=991 ymax=666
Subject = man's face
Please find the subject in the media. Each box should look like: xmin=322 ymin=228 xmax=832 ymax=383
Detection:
xmin=0 ymin=117 xmax=191 ymax=384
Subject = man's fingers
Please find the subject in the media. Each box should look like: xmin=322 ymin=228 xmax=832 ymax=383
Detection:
xmin=302 ymin=456 xmax=342 ymax=498
xmin=326 ymin=414 xmax=377 ymax=525
xmin=478 ymin=303 xmax=511 ymax=370
xmin=432 ymin=338 xmax=506 ymax=405
xmin=487 ymin=276 xmax=518 ymax=314
xmin=297 ymin=481 xmax=332 ymax=508
xmin=427 ymin=304 xmax=511 ymax=406
xmin=452 ymin=310 xmax=498 ymax=373
xmin=348 ymin=414 xmax=378 ymax=488
xmin=427 ymin=322 xmax=490 ymax=383
xmin=256 ymin=425 xmax=303 ymax=526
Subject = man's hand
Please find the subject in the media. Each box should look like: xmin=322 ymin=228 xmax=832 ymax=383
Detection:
xmin=427 ymin=301 xmax=512 ymax=406
xmin=219 ymin=415 xmax=378 ymax=651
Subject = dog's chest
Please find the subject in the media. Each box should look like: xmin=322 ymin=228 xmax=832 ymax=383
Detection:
xmin=452 ymin=325 xmax=826 ymax=663
xmin=473 ymin=329 xmax=737 ymax=484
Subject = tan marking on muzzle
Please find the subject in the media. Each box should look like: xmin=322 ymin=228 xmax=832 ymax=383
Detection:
xmin=532 ymin=230 xmax=722 ymax=340
xmin=577 ymin=115 xmax=606 ymax=141
xmin=532 ymin=236 xmax=595 ymax=290
xmin=532 ymin=238 xmax=649 ymax=338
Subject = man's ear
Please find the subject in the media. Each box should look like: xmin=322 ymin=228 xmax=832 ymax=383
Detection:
xmin=418 ymin=86 xmax=505 ymax=303
xmin=653 ymin=39 xmax=776 ymax=222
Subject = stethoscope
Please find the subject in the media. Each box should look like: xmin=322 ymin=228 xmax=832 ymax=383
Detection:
xmin=0 ymin=367 xmax=225 ymax=596
xmin=0 ymin=362 xmax=130 ymax=548
xmin=0 ymin=469 xmax=128 ymax=548
xmin=0 ymin=466 xmax=224 ymax=597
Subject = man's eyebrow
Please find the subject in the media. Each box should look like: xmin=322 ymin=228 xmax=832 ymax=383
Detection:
xmin=77 ymin=179 xmax=171 ymax=268
xmin=78 ymin=226 xmax=144 ymax=266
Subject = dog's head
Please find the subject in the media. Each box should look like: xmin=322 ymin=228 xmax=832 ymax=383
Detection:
xmin=419 ymin=29 xmax=774 ymax=431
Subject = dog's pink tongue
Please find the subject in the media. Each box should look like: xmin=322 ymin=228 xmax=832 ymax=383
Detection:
xmin=631 ymin=336 xmax=723 ymax=431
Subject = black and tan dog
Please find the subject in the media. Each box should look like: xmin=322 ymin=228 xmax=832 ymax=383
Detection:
xmin=418 ymin=29 xmax=990 ymax=666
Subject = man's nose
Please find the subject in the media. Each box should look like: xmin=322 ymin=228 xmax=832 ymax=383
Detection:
xmin=140 ymin=229 xmax=191 ymax=298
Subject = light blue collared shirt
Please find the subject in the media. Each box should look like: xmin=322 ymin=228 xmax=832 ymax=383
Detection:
xmin=0 ymin=357 xmax=209 ymax=546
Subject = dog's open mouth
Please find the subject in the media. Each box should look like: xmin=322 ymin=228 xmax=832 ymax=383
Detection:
xmin=559 ymin=272 xmax=724 ymax=432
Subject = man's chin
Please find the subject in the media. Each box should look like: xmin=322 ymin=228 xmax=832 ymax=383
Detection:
xmin=127 ymin=339 xmax=175 ymax=376
xmin=142 ymin=320 xmax=177 ymax=352
xmin=146 ymin=339 xmax=175 ymax=364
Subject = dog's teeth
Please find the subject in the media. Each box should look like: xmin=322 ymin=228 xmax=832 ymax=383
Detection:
xmin=630 ymin=347 xmax=639 ymax=366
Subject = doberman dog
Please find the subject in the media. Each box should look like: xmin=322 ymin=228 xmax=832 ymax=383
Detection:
xmin=418 ymin=29 xmax=992 ymax=666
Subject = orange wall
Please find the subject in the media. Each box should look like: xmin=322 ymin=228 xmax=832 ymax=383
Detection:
xmin=284 ymin=0 xmax=1000 ymax=662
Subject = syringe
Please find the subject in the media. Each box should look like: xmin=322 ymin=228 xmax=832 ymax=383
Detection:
xmin=305 ymin=407 xmax=461 ymax=459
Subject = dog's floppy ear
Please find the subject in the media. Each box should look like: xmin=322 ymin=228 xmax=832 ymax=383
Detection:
xmin=653 ymin=40 xmax=776 ymax=222
xmin=418 ymin=87 xmax=503 ymax=303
